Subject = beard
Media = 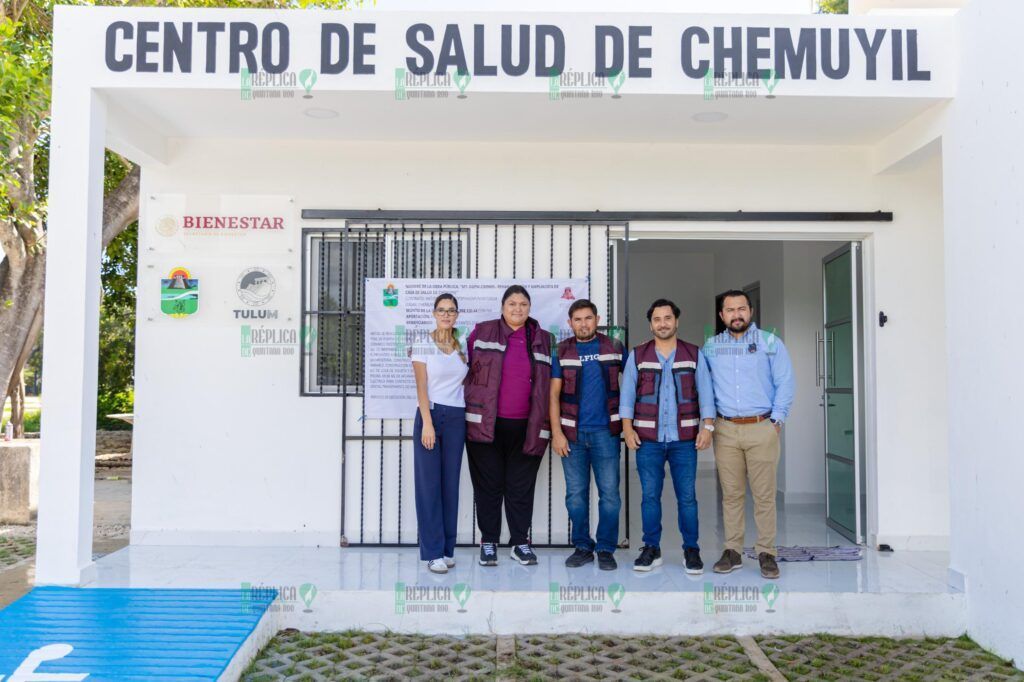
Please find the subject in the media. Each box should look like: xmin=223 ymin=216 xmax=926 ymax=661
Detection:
xmin=575 ymin=331 xmax=597 ymax=342
xmin=727 ymin=318 xmax=751 ymax=333
xmin=653 ymin=327 xmax=676 ymax=339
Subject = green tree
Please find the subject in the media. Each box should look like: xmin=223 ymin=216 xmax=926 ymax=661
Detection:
xmin=0 ymin=0 xmax=353 ymax=435
xmin=819 ymin=0 xmax=849 ymax=13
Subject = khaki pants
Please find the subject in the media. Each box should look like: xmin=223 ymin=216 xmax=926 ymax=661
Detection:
xmin=713 ymin=417 xmax=780 ymax=557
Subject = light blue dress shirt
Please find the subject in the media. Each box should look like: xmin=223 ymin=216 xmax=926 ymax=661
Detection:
xmin=696 ymin=322 xmax=795 ymax=423
xmin=620 ymin=344 xmax=712 ymax=442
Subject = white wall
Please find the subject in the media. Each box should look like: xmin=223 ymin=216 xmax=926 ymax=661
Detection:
xmin=620 ymin=239 xmax=839 ymax=503
xmin=942 ymin=0 xmax=1024 ymax=669
xmin=782 ymin=241 xmax=840 ymax=504
xmin=130 ymin=137 xmax=948 ymax=553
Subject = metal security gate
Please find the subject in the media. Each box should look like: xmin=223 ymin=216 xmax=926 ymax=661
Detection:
xmin=300 ymin=220 xmax=627 ymax=548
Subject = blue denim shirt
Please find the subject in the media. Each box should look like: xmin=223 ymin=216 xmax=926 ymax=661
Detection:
xmin=696 ymin=322 xmax=795 ymax=422
xmin=620 ymin=344 xmax=711 ymax=442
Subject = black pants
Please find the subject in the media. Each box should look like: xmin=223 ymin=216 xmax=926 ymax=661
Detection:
xmin=466 ymin=417 xmax=544 ymax=546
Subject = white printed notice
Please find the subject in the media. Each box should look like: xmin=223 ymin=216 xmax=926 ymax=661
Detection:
xmin=363 ymin=278 xmax=588 ymax=419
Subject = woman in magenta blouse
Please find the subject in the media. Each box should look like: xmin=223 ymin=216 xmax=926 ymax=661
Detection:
xmin=464 ymin=285 xmax=555 ymax=567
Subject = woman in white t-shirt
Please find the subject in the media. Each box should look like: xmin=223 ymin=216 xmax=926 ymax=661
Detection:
xmin=410 ymin=292 xmax=469 ymax=573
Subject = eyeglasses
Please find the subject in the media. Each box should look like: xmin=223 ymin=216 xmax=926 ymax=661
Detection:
xmin=434 ymin=308 xmax=458 ymax=316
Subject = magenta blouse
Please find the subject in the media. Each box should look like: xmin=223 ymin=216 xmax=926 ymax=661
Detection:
xmin=467 ymin=322 xmax=531 ymax=419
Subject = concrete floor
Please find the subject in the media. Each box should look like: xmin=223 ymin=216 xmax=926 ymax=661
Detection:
xmin=0 ymin=473 xmax=131 ymax=608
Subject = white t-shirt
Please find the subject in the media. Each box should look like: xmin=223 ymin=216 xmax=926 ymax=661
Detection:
xmin=409 ymin=338 xmax=469 ymax=408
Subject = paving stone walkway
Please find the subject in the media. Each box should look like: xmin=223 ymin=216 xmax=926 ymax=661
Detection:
xmin=242 ymin=630 xmax=1024 ymax=681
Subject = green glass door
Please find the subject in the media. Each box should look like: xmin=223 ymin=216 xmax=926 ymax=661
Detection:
xmin=822 ymin=244 xmax=864 ymax=542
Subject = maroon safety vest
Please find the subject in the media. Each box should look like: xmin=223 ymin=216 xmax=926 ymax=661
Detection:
xmin=556 ymin=333 xmax=624 ymax=442
xmin=464 ymin=317 xmax=554 ymax=456
xmin=631 ymin=338 xmax=701 ymax=442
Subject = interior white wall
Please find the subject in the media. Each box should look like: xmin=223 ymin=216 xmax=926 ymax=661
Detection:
xmin=782 ymin=241 xmax=842 ymax=505
xmin=618 ymin=239 xmax=839 ymax=507
xmin=942 ymin=0 xmax=1024 ymax=669
xmin=130 ymin=137 xmax=948 ymax=553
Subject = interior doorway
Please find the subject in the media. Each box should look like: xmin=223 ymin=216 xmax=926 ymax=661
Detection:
xmin=615 ymin=237 xmax=868 ymax=556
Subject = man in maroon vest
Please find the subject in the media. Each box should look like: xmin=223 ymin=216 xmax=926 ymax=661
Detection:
xmin=549 ymin=299 xmax=624 ymax=571
xmin=465 ymin=285 xmax=555 ymax=567
xmin=620 ymin=299 xmax=712 ymax=574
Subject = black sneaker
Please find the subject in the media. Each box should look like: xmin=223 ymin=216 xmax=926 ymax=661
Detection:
xmin=632 ymin=545 xmax=662 ymax=572
xmin=684 ymin=547 xmax=704 ymax=575
xmin=597 ymin=551 xmax=617 ymax=571
xmin=565 ymin=548 xmax=594 ymax=568
xmin=479 ymin=542 xmax=498 ymax=566
xmin=510 ymin=544 xmax=539 ymax=565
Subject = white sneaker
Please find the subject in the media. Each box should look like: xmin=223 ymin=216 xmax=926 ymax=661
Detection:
xmin=427 ymin=558 xmax=449 ymax=573
xmin=443 ymin=556 xmax=456 ymax=568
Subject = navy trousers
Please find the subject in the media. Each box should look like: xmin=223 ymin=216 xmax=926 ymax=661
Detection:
xmin=413 ymin=403 xmax=466 ymax=561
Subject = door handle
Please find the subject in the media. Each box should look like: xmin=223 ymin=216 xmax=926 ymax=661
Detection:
xmin=815 ymin=332 xmax=824 ymax=387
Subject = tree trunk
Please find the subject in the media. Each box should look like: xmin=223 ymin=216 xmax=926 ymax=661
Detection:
xmin=0 ymin=164 xmax=140 ymax=432
xmin=8 ymin=370 xmax=25 ymax=438
xmin=5 ymin=304 xmax=41 ymax=436
xmin=0 ymin=252 xmax=45 ymax=413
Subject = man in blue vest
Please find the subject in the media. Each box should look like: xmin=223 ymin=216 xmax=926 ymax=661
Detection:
xmin=620 ymin=299 xmax=712 ymax=574
xmin=550 ymin=299 xmax=624 ymax=571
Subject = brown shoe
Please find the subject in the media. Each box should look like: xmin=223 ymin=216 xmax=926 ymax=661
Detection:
xmin=713 ymin=549 xmax=743 ymax=574
xmin=759 ymin=552 xmax=780 ymax=579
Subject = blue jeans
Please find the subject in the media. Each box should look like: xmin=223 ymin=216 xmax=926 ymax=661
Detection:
xmin=413 ymin=403 xmax=466 ymax=561
xmin=560 ymin=428 xmax=621 ymax=554
xmin=636 ymin=439 xmax=699 ymax=550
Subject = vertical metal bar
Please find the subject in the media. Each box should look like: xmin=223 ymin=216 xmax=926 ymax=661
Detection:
xmin=448 ymin=225 xmax=454 ymax=278
xmin=512 ymin=224 xmax=517 ymax=277
xmin=430 ymin=224 xmax=437 ymax=278
xmin=339 ymin=227 xmax=346 ymax=394
xmin=473 ymin=225 xmax=479 ymax=545
xmin=623 ymin=221 xmax=631 ymax=546
xmin=606 ymin=225 xmax=613 ymax=331
xmin=531 ymin=225 xmax=536 ymax=279
xmin=548 ymin=224 xmax=555 ymax=545
xmin=493 ymin=224 xmax=498 ymax=277
xmin=401 ymin=223 xmax=407 ymax=277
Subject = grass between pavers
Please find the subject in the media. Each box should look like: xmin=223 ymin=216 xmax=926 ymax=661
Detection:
xmin=757 ymin=633 xmax=1024 ymax=682
xmin=0 ymin=536 xmax=35 ymax=570
xmin=243 ymin=630 xmax=1024 ymax=681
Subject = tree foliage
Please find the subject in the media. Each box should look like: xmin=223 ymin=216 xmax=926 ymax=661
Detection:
xmin=818 ymin=0 xmax=849 ymax=13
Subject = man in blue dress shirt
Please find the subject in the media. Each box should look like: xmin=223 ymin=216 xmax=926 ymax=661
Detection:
xmin=696 ymin=290 xmax=795 ymax=579
xmin=620 ymin=299 xmax=711 ymax=575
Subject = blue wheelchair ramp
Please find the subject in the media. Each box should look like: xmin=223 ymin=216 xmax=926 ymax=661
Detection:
xmin=0 ymin=586 xmax=276 ymax=681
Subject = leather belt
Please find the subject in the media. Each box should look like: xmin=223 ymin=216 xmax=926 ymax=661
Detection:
xmin=718 ymin=412 xmax=772 ymax=425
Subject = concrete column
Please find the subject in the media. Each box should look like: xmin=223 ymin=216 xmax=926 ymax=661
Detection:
xmin=34 ymin=37 xmax=107 ymax=584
